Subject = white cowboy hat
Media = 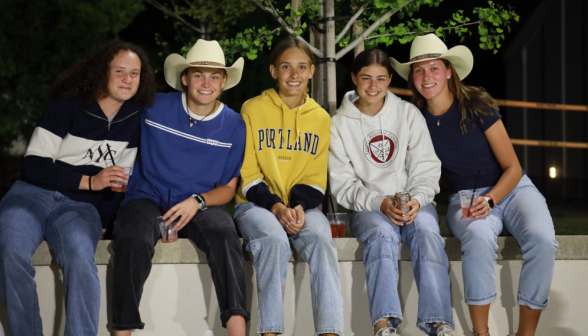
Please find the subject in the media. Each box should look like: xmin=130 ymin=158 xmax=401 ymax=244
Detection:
xmin=390 ymin=33 xmax=474 ymax=81
xmin=164 ymin=39 xmax=244 ymax=91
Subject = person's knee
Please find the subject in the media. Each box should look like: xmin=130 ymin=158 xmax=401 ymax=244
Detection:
xmin=249 ymin=232 xmax=290 ymax=260
xmin=461 ymin=223 xmax=496 ymax=253
xmin=207 ymin=223 xmax=241 ymax=248
xmin=58 ymin=244 xmax=96 ymax=274
xmin=524 ymin=231 xmax=558 ymax=259
xmin=362 ymin=227 xmax=399 ymax=265
xmin=0 ymin=242 xmax=30 ymax=269
xmin=113 ymin=234 xmax=153 ymax=256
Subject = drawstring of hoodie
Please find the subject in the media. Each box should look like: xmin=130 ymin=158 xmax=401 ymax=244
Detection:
xmin=279 ymin=102 xmax=302 ymax=146
xmin=281 ymin=102 xmax=287 ymax=140
xmin=296 ymin=105 xmax=302 ymax=142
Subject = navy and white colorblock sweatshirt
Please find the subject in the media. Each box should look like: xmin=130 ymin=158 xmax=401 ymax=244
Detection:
xmin=20 ymin=95 xmax=143 ymax=228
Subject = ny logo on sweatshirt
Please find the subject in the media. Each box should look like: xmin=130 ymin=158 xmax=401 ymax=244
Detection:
xmin=82 ymin=144 xmax=117 ymax=163
xmin=363 ymin=130 xmax=399 ymax=168
xmin=258 ymin=128 xmax=320 ymax=155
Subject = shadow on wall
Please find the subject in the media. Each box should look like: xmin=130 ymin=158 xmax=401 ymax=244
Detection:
xmin=0 ymin=297 xmax=6 ymax=336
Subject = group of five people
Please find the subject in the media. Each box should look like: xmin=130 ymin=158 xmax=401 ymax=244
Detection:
xmin=0 ymin=33 xmax=557 ymax=336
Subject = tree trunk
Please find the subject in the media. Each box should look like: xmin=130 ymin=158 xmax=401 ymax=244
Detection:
xmin=310 ymin=1 xmax=326 ymax=108
xmin=326 ymin=0 xmax=336 ymax=115
xmin=291 ymin=0 xmax=301 ymax=30
xmin=353 ymin=15 xmax=364 ymax=57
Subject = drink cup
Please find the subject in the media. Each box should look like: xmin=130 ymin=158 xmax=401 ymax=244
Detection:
xmin=111 ymin=166 xmax=133 ymax=192
xmin=327 ymin=213 xmax=347 ymax=238
xmin=459 ymin=190 xmax=480 ymax=218
xmin=157 ymin=216 xmax=178 ymax=243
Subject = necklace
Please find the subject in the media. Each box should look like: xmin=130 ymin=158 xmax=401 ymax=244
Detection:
xmin=433 ymin=113 xmax=446 ymax=126
xmin=189 ymin=101 xmax=217 ymax=127
xmin=431 ymin=110 xmax=449 ymax=126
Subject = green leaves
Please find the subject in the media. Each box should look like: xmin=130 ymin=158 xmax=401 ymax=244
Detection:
xmin=472 ymin=1 xmax=518 ymax=53
xmin=219 ymin=26 xmax=280 ymax=63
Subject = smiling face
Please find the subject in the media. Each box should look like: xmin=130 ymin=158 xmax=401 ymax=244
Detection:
xmin=352 ymin=64 xmax=392 ymax=106
xmin=181 ymin=67 xmax=227 ymax=107
xmin=270 ymin=47 xmax=314 ymax=99
xmin=105 ymin=51 xmax=142 ymax=103
xmin=411 ymin=59 xmax=452 ymax=100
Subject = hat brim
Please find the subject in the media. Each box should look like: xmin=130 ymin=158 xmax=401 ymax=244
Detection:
xmin=390 ymin=45 xmax=473 ymax=81
xmin=164 ymin=54 xmax=244 ymax=91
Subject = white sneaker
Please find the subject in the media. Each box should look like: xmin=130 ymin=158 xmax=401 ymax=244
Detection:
xmin=436 ymin=324 xmax=455 ymax=336
xmin=375 ymin=327 xmax=400 ymax=336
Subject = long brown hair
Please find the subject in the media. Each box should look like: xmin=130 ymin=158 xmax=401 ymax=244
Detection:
xmin=408 ymin=59 xmax=498 ymax=133
xmin=51 ymin=40 xmax=156 ymax=107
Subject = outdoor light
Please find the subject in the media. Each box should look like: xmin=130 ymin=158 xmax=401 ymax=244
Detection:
xmin=549 ymin=167 xmax=556 ymax=178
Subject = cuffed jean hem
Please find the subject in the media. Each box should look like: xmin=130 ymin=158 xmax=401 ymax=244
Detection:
xmin=371 ymin=313 xmax=403 ymax=329
xmin=316 ymin=327 xmax=344 ymax=335
xmin=220 ymin=308 xmax=251 ymax=327
xmin=112 ymin=323 xmax=145 ymax=330
xmin=417 ymin=318 xmax=455 ymax=335
xmin=518 ymin=294 xmax=548 ymax=310
xmin=258 ymin=327 xmax=285 ymax=334
xmin=465 ymin=292 xmax=496 ymax=306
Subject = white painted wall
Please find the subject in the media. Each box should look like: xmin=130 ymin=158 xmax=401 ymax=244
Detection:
xmin=1 ymin=260 xmax=586 ymax=336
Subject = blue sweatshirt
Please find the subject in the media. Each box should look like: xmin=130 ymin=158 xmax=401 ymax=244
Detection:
xmin=123 ymin=92 xmax=246 ymax=210
xmin=21 ymin=95 xmax=143 ymax=228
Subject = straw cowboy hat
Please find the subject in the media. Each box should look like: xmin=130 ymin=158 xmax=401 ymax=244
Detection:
xmin=164 ymin=39 xmax=244 ymax=91
xmin=390 ymin=33 xmax=474 ymax=81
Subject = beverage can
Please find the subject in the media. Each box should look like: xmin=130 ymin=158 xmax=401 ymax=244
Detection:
xmin=393 ymin=192 xmax=411 ymax=213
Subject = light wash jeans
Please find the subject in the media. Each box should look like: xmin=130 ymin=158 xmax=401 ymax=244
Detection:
xmin=0 ymin=180 xmax=102 ymax=336
xmin=350 ymin=203 xmax=454 ymax=335
xmin=233 ymin=202 xmax=344 ymax=335
xmin=447 ymin=175 xmax=558 ymax=309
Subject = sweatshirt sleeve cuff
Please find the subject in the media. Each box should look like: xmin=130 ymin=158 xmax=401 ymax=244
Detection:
xmin=290 ymin=184 xmax=324 ymax=210
xmin=412 ymin=194 xmax=428 ymax=209
xmin=67 ymin=172 xmax=84 ymax=191
xmin=372 ymin=195 xmax=386 ymax=212
xmin=245 ymin=182 xmax=284 ymax=212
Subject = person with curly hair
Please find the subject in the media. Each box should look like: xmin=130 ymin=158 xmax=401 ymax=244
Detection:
xmin=0 ymin=40 xmax=156 ymax=336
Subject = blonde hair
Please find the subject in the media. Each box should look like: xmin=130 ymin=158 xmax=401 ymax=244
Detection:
xmin=408 ymin=59 xmax=498 ymax=133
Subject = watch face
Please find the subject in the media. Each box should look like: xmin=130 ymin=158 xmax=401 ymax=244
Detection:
xmin=485 ymin=197 xmax=495 ymax=208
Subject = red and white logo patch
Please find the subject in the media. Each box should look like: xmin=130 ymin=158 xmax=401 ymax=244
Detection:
xmin=363 ymin=130 xmax=399 ymax=168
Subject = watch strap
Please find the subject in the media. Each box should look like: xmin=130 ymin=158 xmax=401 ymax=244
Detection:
xmin=192 ymin=194 xmax=207 ymax=210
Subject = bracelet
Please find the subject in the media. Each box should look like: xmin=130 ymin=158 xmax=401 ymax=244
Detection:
xmin=88 ymin=176 xmax=93 ymax=191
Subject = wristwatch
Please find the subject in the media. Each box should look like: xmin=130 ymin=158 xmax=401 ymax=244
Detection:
xmin=483 ymin=194 xmax=495 ymax=211
xmin=191 ymin=194 xmax=207 ymax=210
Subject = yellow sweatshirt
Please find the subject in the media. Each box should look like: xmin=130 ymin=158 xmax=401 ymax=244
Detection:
xmin=236 ymin=89 xmax=331 ymax=208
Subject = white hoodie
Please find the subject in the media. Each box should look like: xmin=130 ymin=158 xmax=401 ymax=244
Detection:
xmin=329 ymin=90 xmax=441 ymax=211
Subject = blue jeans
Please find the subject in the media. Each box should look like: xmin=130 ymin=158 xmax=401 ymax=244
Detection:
xmin=233 ymin=202 xmax=344 ymax=335
xmin=0 ymin=181 xmax=102 ymax=336
xmin=447 ymin=175 xmax=558 ymax=309
xmin=350 ymin=203 xmax=454 ymax=335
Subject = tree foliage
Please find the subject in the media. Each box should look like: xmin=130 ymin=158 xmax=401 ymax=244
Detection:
xmin=216 ymin=0 xmax=519 ymax=63
xmin=0 ymin=0 xmax=144 ymax=153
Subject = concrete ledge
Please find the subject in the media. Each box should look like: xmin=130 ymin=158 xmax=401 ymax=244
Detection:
xmin=30 ymin=236 xmax=587 ymax=266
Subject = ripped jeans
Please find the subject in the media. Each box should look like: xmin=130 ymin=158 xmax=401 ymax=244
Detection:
xmin=349 ymin=203 xmax=453 ymax=335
